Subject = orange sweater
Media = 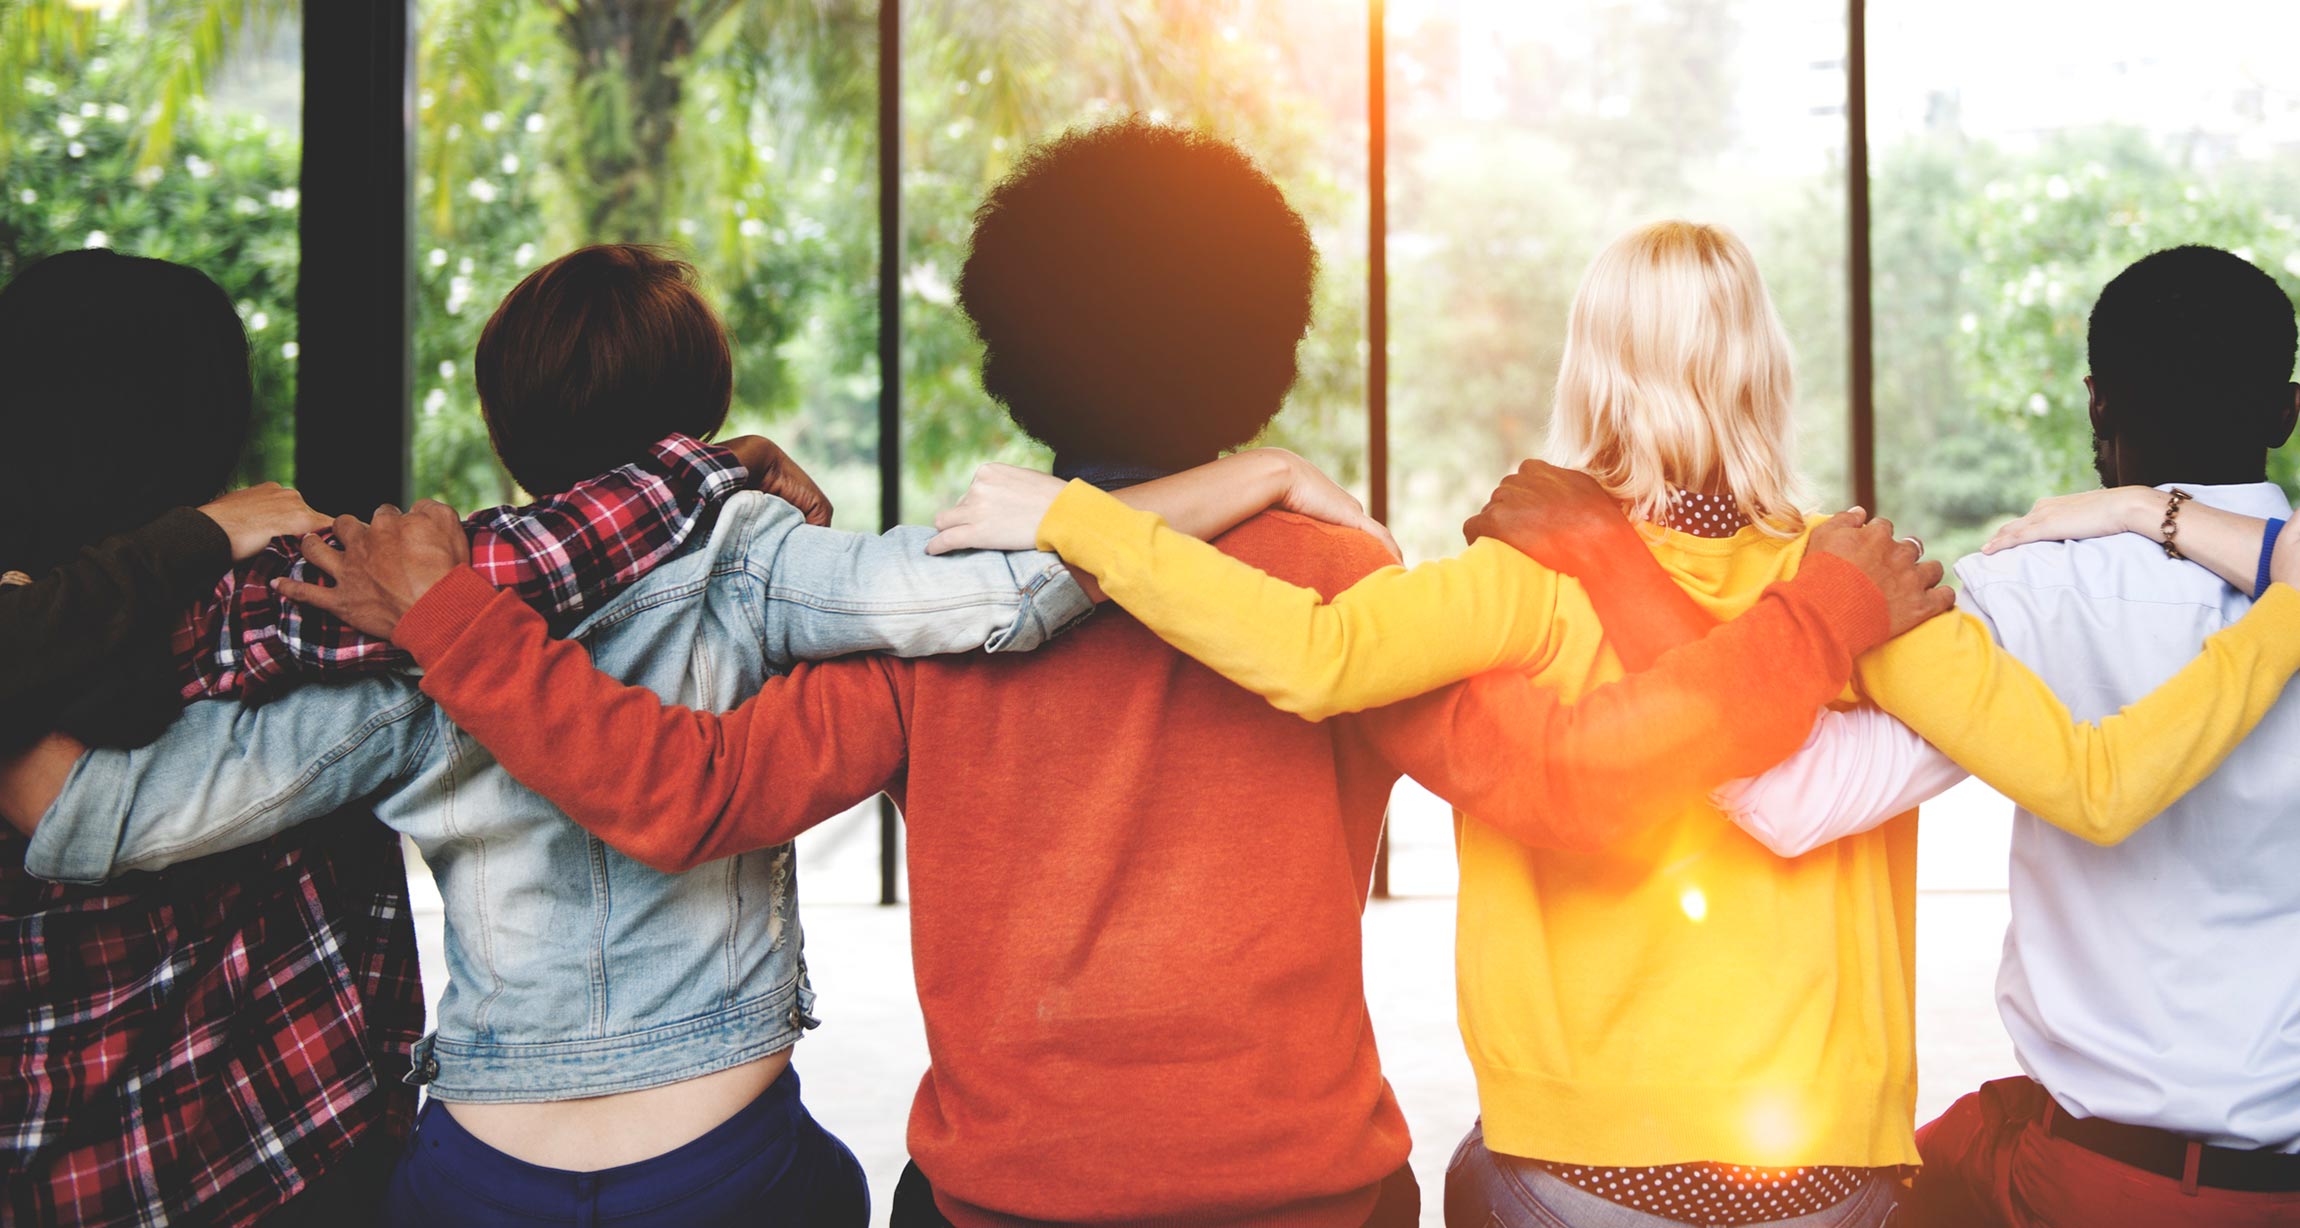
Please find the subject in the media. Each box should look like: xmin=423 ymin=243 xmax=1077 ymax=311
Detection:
xmin=394 ymin=513 xmax=1888 ymax=1227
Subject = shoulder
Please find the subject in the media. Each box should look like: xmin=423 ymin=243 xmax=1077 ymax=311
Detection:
xmin=1952 ymin=535 xmax=2226 ymax=614
xmin=1215 ymin=511 xmax=1401 ymax=598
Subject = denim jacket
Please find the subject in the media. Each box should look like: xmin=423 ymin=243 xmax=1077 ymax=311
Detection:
xmin=25 ymin=491 xmax=1091 ymax=1102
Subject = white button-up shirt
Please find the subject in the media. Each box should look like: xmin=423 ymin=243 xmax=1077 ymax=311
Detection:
xmin=1716 ymin=482 xmax=2300 ymax=1149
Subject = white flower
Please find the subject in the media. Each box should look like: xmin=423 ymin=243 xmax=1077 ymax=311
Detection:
xmin=467 ymin=179 xmax=499 ymax=203
xmin=481 ymin=111 xmax=503 ymax=132
xmin=513 ymin=242 xmax=536 ymax=266
xmin=57 ymin=114 xmax=83 ymax=137
xmin=429 ymin=248 xmax=449 ymax=268
xmin=424 ymin=388 xmax=448 ymax=416
xmin=739 ymin=218 xmax=767 ymax=238
xmin=439 ymin=360 xmax=457 ymax=380
xmin=16 ymin=188 xmax=34 ymax=205
xmin=83 ymin=230 xmax=109 ymax=249
xmin=282 ymin=341 xmax=299 ymax=360
xmin=2027 ymin=393 xmax=2049 ymax=416
xmin=524 ymin=113 xmax=545 ymax=133
xmin=66 ymin=141 xmax=86 ymax=158
xmin=500 ymin=153 xmax=520 ymax=175
xmin=248 ymin=311 xmax=269 ymax=331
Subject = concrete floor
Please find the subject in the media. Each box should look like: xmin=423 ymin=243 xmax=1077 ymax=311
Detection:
xmin=408 ymin=777 xmax=2024 ymax=1227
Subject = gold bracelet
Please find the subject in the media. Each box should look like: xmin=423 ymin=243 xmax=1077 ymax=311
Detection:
xmin=2160 ymin=488 xmax=2194 ymax=560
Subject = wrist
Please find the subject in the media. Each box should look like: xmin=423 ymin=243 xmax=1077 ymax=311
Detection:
xmin=1249 ymin=447 xmax=1301 ymax=507
xmin=2120 ymin=487 xmax=2162 ymax=536
xmin=1792 ymin=552 xmax=1895 ymax=655
xmin=392 ymin=566 xmax=500 ymax=663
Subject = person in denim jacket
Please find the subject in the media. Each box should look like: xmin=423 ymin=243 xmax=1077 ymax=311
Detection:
xmin=2 ymin=246 xmax=1096 ymax=1228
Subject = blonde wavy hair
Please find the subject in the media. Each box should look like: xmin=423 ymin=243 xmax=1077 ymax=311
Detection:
xmin=1543 ymin=220 xmax=1807 ymax=536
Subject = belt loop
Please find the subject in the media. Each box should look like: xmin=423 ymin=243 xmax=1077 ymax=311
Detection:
xmin=2180 ymin=1141 xmax=2202 ymax=1197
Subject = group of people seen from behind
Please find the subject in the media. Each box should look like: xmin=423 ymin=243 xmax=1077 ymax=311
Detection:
xmin=6 ymin=115 xmax=2300 ymax=1228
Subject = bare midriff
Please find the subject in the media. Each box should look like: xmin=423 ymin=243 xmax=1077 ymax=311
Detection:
xmin=437 ymin=1047 xmax=792 ymax=1170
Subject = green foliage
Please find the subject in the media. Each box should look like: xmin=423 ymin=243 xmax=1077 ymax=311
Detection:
xmin=9 ymin=0 xmax=2300 ymax=555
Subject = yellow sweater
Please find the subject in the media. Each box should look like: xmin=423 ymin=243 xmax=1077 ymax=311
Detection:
xmin=1038 ymin=480 xmax=2300 ymax=1168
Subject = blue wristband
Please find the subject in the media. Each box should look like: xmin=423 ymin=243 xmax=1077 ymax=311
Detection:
xmin=2256 ymin=518 xmax=2284 ymax=599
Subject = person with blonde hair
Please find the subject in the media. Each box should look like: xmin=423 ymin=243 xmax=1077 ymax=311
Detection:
xmin=924 ymin=219 xmax=2300 ymax=1227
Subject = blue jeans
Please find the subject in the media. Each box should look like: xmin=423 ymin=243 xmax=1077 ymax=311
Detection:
xmin=381 ymin=1066 xmax=868 ymax=1227
xmin=1445 ymin=1122 xmax=1900 ymax=1228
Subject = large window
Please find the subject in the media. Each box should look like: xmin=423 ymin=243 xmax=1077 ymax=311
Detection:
xmin=1869 ymin=0 xmax=2300 ymax=559
xmin=0 ymin=3 xmax=302 ymax=483
xmin=409 ymin=2 xmax=882 ymax=514
xmin=1377 ymin=0 xmax=1851 ymax=893
xmin=31 ymin=1 xmax=2300 ymax=902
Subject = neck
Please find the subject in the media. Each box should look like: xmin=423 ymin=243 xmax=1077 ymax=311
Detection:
xmin=1051 ymin=456 xmax=1186 ymax=492
xmin=2117 ymin=454 xmax=2269 ymax=489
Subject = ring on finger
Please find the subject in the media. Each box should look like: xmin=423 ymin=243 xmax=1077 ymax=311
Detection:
xmin=1902 ymin=535 xmax=1925 ymax=555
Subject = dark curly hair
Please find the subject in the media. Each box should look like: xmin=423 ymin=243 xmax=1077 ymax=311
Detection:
xmin=957 ymin=117 xmax=1317 ymax=470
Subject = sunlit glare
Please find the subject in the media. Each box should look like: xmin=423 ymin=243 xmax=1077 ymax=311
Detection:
xmin=1743 ymin=1093 xmax=1807 ymax=1164
xmin=1678 ymin=887 xmax=1708 ymax=923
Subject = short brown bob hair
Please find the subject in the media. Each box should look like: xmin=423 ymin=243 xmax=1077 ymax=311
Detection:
xmin=476 ymin=244 xmax=733 ymax=496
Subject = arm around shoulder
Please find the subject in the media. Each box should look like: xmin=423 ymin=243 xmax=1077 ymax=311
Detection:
xmin=1857 ymin=582 xmax=2300 ymax=845
xmin=1036 ymin=480 xmax=1566 ymax=720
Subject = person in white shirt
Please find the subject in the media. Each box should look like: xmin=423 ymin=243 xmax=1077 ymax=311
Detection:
xmin=1717 ymin=245 xmax=2300 ymax=1225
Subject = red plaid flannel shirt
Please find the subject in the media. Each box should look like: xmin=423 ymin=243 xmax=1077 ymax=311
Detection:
xmin=0 ymin=436 xmax=746 ymax=1224
xmin=2 ymin=817 xmax=423 ymax=1227
xmin=175 ymin=434 xmax=750 ymax=699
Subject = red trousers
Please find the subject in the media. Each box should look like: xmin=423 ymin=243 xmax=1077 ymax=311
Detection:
xmin=1903 ymin=1077 xmax=2300 ymax=1227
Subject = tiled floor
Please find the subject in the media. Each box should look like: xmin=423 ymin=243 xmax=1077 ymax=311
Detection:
xmin=407 ymin=778 xmax=2024 ymax=1227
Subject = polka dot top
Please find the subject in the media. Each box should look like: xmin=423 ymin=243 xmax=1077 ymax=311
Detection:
xmin=1539 ymin=488 xmax=1884 ymax=1224
xmin=1535 ymin=1161 xmax=1874 ymax=1225
xmin=1659 ymin=488 xmax=1754 ymax=538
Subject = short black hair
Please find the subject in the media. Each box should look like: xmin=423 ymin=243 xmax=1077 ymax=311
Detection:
xmin=0 ymin=249 xmax=253 ymax=574
xmin=477 ymin=244 xmax=733 ymax=496
xmin=957 ymin=117 xmax=1317 ymax=469
xmin=2088 ymin=245 xmax=2297 ymax=454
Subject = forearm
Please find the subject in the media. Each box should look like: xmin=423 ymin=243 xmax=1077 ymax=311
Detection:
xmin=4 ymin=508 xmax=228 ymax=708
xmin=1039 ymin=481 xmax=1561 ymax=719
xmin=1367 ymin=554 xmax=1890 ymax=850
xmin=1567 ymin=527 xmax=1716 ymax=670
xmin=1107 ymin=450 xmax=1292 ymax=540
xmin=1858 ymin=584 xmax=2300 ymax=845
xmin=181 ymin=436 xmax=748 ymax=699
xmin=2119 ymin=491 xmax=2279 ymax=595
xmin=398 ymin=568 xmax=898 ymax=872
xmin=1714 ymin=707 xmax=1968 ymax=858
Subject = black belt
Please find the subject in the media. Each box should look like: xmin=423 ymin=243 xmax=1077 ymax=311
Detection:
xmin=2045 ymin=1104 xmax=2300 ymax=1193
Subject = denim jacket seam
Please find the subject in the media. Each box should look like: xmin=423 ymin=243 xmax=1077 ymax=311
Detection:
xmin=586 ymin=835 xmax=613 ymax=1036
xmin=426 ymin=963 xmax=808 ymax=1055
xmin=113 ymin=689 xmax=434 ymax=870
